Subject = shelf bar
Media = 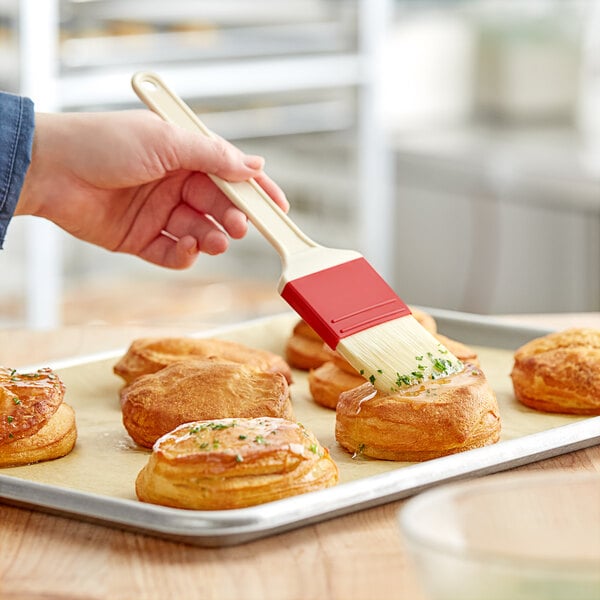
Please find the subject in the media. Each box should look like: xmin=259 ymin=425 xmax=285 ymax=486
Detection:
xmin=19 ymin=0 xmax=62 ymax=329
xmin=58 ymin=54 xmax=364 ymax=108
xmin=356 ymin=0 xmax=394 ymax=279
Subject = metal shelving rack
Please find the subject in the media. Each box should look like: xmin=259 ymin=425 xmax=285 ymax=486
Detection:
xmin=11 ymin=0 xmax=393 ymax=328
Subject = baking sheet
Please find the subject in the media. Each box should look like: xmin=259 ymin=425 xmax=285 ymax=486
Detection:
xmin=0 ymin=310 xmax=599 ymax=546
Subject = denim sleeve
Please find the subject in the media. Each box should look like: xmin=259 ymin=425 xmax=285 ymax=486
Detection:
xmin=0 ymin=91 xmax=35 ymax=249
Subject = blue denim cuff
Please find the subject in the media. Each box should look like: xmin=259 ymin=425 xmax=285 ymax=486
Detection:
xmin=0 ymin=91 xmax=35 ymax=249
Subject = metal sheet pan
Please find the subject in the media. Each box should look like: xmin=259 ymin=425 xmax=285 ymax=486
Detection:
xmin=1 ymin=310 xmax=599 ymax=547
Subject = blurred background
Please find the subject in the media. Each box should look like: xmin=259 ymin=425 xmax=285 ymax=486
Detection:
xmin=0 ymin=0 xmax=598 ymax=330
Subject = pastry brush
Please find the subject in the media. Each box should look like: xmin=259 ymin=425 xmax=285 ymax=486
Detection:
xmin=131 ymin=72 xmax=463 ymax=392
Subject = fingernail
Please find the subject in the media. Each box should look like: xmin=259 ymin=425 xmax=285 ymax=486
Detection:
xmin=244 ymin=155 xmax=264 ymax=170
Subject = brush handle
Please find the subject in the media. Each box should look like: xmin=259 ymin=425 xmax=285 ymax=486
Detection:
xmin=131 ymin=71 xmax=318 ymax=263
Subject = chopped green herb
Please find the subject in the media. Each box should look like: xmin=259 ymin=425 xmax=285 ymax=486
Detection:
xmin=395 ymin=374 xmax=413 ymax=387
xmin=254 ymin=435 xmax=266 ymax=445
xmin=309 ymin=443 xmax=318 ymax=454
xmin=209 ymin=422 xmax=234 ymax=430
xmin=12 ymin=397 xmax=20 ymax=405
xmin=7 ymin=416 xmax=14 ymax=424
xmin=235 ymin=454 xmax=243 ymax=463
xmin=369 ymin=374 xmax=376 ymax=384
xmin=432 ymin=357 xmax=454 ymax=375
xmin=238 ymin=434 xmax=247 ymax=440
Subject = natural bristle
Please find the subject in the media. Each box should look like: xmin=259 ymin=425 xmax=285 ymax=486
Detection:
xmin=337 ymin=315 xmax=463 ymax=393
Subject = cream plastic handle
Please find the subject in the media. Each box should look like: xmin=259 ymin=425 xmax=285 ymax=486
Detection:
xmin=131 ymin=71 xmax=318 ymax=263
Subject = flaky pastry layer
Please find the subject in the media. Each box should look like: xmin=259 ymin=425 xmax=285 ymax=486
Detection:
xmin=113 ymin=336 xmax=292 ymax=386
xmin=308 ymin=362 xmax=366 ymax=410
xmin=0 ymin=367 xmax=65 ymax=445
xmin=0 ymin=403 xmax=77 ymax=467
xmin=511 ymin=328 xmax=600 ymax=415
xmin=308 ymin=333 xmax=479 ymax=410
xmin=136 ymin=417 xmax=339 ymax=509
xmin=284 ymin=320 xmax=331 ymax=370
xmin=335 ymin=363 xmax=500 ymax=461
xmin=121 ymin=359 xmax=294 ymax=448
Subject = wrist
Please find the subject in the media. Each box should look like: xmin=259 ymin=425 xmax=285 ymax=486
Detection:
xmin=16 ymin=113 xmax=54 ymax=219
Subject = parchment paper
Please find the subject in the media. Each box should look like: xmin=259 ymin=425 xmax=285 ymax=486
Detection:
xmin=3 ymin=313 xmax=587 ymax=502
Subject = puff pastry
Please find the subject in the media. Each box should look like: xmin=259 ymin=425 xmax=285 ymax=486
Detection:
xmin=0 ymin=403 xmax=77 ymax=468
xmin=308 ymin=362 xmax=365 ymax=410
xmin=136 ymin=416 xmax=339 ymax=509
xmin=511 ymin=328 xmax=600 ymax=415
xmin=335 ymin=363 xmax=500 ymax=461
xmin=284 ymin=320 xmax=331 ymax=370
xmin=0 ymin=367 xmax=76 ymax=466
xmin=121 ymin=359 xmax=294 ymax=448
xmin=114 ymin=337 xmax=292 ymax=387
xmin=308 ymin=333 xmax=479 ymax=410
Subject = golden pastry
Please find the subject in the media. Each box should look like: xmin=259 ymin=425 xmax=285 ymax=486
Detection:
xmin=284 ymin=320 xmax=331 ymax=370
xmin=113 ymin=336 xmax=292 ymax=387
xmin=121 ymin=359 xmax=294 ymax=448
xmin=511 ymin=328 xmax=600 ymax=415
xmin=308 ymin=333 xmax=479 ymax=410
xmin=308 ymin=362 xmax=365 ymax=410
xmin=335 ymin=363 xmax=500 ymax=461
xmin=0 ymin=367 xmax=65 ymax=445
xmin=0 ymin=403 xmax=77 ymax=468
xmin=0 ymin=367 xmax=76 ymax=467
xmin=136 ymin=417 xmax=339 ymax=509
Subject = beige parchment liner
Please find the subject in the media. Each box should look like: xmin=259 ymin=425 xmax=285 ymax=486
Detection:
xmin=2 ymin=313 xmax=587 ymax=502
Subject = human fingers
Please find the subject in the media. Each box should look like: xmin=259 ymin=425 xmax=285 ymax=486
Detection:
xmin=162 ymin=125 xmax=265 ymax=182
xmin=253 ymin=172 xmax=289 ymax=212
xmin=138 ymin=233 xmax=200 ymax=269
xmin=161 ymin=201 xmax=240 ymax=255
xmin=139 ymin=223 xmax=233 ymax=269
xmin=181 ymin=171 xmax=288 ymax=237
xmin=181 ymin=173 xmax=249 ymax=239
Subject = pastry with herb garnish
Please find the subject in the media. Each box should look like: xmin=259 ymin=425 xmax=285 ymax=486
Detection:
xmin=121 ymin=359 xmax=294 ymax=448
xmin=0 ymin=366 xmax=76 ymax=467
xmin=114 ymin=336 xmax=292 ymax=387
xmin=335 ymin=363 xmax=500 ymax=461
xmin=308 ymin=333 xmax=480 ymax=410
xmin=511 ymin=328 xmax=600 ymax=415
xmin=136 ymin=416 xmax=339 ymax=509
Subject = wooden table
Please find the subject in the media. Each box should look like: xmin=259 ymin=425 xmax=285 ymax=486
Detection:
xmin=1 ymin=315 xmax=599 ymax=600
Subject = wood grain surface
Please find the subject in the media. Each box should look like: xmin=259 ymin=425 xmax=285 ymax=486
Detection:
xmin=0 ymin=316 xmax=599 ymax=600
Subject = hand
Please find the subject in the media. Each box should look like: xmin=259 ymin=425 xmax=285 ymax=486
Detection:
xmin=17 ymin=110 xmax=288 ymax=269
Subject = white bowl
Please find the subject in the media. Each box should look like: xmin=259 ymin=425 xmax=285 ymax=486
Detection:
xmin=398 ymin=471 xmax=600 ymax=600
